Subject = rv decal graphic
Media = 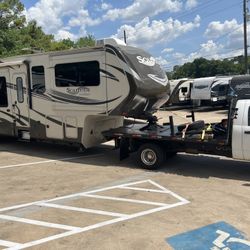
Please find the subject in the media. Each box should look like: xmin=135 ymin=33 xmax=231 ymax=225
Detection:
xmin=147 ymin=74 xmax=168 ymax=86
xmin=235 ymin=82 xmax=250 ymax=90
xmin=100 ymin=69 xmax=119 ymax=82
xmin=66 ymin=87 xmax=90 ymax=95
xmin=48 ymin=90 xmax=121 ymax=105
xmin=137 ymin=56 xmax=156 ymax=67
xmin=195 ymin=85 xmax=209 ymax=89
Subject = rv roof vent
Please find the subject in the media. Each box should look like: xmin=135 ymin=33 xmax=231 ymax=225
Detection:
xmin=96 ymin=38 xmax=126 ymax=47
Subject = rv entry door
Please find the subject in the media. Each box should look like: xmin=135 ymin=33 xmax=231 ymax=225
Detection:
xmin=0 ymin=68 xmax=15 ymax=136
xmin=11 ymin=70 xmax=30 ymax=134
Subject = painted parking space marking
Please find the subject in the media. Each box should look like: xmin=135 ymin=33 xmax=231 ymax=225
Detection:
xmin=36 ymin=203 xmax=127 ymax=217
xmin=0 ymin=240 xmax=21 ymax=248
xmin=0 ymin=153 xmax=103 ymax=170
xmin=0 ymin=179 xmax=189 ymax=249
xmin=166 ymin=221 xmax=250 ymax=250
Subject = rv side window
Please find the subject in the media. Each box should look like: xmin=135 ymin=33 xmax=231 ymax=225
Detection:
xmin=248 ymin=107 xmax=250 ymax=126
xmin=55 ymin=61 xmax=100 ymax=87
xmin=181 ymin=87 xmax=188 ymax=93
xmin=16 ymin=77 xmax=24 ymax=103
xmin=32 ymin=66 xmax=45 ymax=93
xmin=0 ymin=77 xmax=8 ymax=107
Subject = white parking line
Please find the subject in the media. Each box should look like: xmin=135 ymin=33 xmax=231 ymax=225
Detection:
xmin=118 ymin=186 xmax=169 ymax=193
xmin=0 ymin=179 xmax=190 ymax=250
xmin=0 ymin=154 xmax=103 ymax=170
xmin=0 ymin=240 xmax=20 ymax=248
xmin=0 ymin=215 xmax=82 ymax=231
xmin=81 ymin=194 xmax=168 ymax=206
xmin=37 ymin=203 xmax=128 ymax=217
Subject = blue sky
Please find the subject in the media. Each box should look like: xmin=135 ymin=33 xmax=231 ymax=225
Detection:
xmin=21 ymin=0 xmax=245 ymax=70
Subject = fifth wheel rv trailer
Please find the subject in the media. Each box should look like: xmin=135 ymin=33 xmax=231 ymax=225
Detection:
xmin=0 ymin=38 xmax=170 ymax=148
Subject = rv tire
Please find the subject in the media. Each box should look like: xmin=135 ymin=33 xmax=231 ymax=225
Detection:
xmin=137 ymin=143 xmax=165 ymax=169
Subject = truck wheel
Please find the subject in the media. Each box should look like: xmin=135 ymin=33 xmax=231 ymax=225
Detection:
xmin=138 ymin=143 xmax=165 ymax=169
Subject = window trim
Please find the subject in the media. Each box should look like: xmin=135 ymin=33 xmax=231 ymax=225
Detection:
xmin=16 ymin=77 xmax=24 ymax=103
xmin=0 ymin=77 xmax=8 ymax=107
xmin=31 ymin=65 xmax=46 ymax=94
xmin=248 ymin=106 xmax=250 ymax=126
xmin=55 ymin=61 xmax=100 ymax=88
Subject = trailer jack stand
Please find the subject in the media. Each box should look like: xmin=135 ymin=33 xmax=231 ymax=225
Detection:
xmin=139 ymin=116 xmax=163 ymax=131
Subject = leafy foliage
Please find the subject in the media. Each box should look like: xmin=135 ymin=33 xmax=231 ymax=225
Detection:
xmin=0 ymin=0 xmax=95 ymax=58
xmin=171 ymin=57 xmax=245 ymax=79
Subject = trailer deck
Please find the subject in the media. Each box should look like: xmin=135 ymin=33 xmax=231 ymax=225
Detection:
xmin=103 ymin=119 xmax=232 ymax=169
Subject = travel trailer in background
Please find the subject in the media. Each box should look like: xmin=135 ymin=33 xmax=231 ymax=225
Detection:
xmin=191 ymin=76 xmax=233 ymax=106
xmin=210 ymin=76 xmax=232 ymax=105
xmin=190 ymin=76 xmax=216 ymax=106
xmin=178 ymin=79 xmax=193 ymax=103
xmin=0 ymin=38 xmax=170 ymax=148
xmin=169 ymin=78 xmax=192 ymax=105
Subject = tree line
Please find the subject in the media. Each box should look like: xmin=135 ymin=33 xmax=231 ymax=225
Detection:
xmin=168 ymin=56 xmax=247 ymax=80
xmin=0 ymin=0 xmax=95 ymax=58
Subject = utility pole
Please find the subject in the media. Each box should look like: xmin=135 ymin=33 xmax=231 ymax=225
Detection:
xmin=243 ymin=0 xmax=249 ymax=74
xmin=123 ymin=30 xmax=127 ymax=44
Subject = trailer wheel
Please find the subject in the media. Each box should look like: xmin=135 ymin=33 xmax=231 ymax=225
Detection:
xmin=138 ymin=143 xmax=165 ymax=169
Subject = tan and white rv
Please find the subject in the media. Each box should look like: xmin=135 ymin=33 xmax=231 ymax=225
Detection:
xmin=0 ymin=38 xmax=170 ymax=148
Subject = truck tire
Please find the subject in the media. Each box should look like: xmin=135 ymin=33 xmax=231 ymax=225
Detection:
xmin=137 ymin=143 xmax=165 ymax=169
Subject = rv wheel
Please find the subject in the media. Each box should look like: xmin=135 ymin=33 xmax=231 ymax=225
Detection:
xmin=138 ymin=143 xmax=165 ymax=169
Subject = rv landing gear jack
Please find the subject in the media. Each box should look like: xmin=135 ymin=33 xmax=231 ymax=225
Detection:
xmin=140 ymin=116 xmax=163 ymax=131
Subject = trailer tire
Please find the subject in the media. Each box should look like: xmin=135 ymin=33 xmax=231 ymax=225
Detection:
xmin=138 ymin=143 xmax=165 ymax=169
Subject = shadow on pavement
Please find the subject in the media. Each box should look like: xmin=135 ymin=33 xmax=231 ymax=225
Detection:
xmin=1 ymin=138 xmax=250 ymax=182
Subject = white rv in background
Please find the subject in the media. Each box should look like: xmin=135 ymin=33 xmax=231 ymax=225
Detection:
xmin=191 ymin=76 xmax=233 ymax=106
xmin=210 ymin=76 xmax=232 ymax=104
xmin=0 ymin=38 xmax=170 ymax=148
xmin=169 ymin=78 xmax=192 ymax=104
xmin=190 ymin=77 xmax=216 ymax=106
xmin=178 ymin=79 xmax=193 ymax=103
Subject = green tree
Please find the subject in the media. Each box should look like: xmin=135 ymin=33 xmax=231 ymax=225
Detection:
xmin=0 ymin=0 xmax=26 ymax=56
xmin=75 ymin=35 xmax=95 ymax=48
xmin=0 ymin=0 xmax=96 ymax=58
xmin=172 ymin=57 xmax=245 ymax=79
xmin=0 ymin=0 xmax=25 ymax=30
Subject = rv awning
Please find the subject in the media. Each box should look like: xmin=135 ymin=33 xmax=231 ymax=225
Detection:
xmin=0 ymin=60 xmax=25 ymax=68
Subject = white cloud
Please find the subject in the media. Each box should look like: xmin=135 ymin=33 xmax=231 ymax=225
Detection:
xmin=101 ymin=2 xmax=112 ymax=11
xmin=68 ymin=9 xmax=101 ymax=27
xmin=155 ymin=56 xmax=170 ymax=68
xmin=25 ymin=0 xmax=99 ymax=40
xmin=166 ymin=19 xmax=247 ymax=69
xmin=113 ymin=15 xmax=200 ymax=49
xmin=204 ymin=19 xmax=240 ymax=39
xmin=103 ymin=0 xmax=183 ymax=21
xmin=204 ymin=19 xmax=245 ymax=54
xmin=55 ymin=30 xmax=78 ymax=41
xmin=162 ymin=48 xmax=174 ymax=53
xmin=185 ymin=0 xmax=198 ymax=10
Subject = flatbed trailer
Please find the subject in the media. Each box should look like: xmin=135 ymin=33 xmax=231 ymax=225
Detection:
xmin=103 ymin=75 xmax=250 ymax=169
xmin=103 ymin=115 xmax=232 ymax=169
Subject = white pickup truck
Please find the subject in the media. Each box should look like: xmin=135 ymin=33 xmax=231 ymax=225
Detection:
xmin=104 ymin=75 xmax=250 ymax=169
xmin=232 ymin=92 xmax=250 ymax=160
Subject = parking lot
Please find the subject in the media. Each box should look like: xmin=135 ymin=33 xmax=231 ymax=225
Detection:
xmin=0 ymin=110 xmax=250 ymax=250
